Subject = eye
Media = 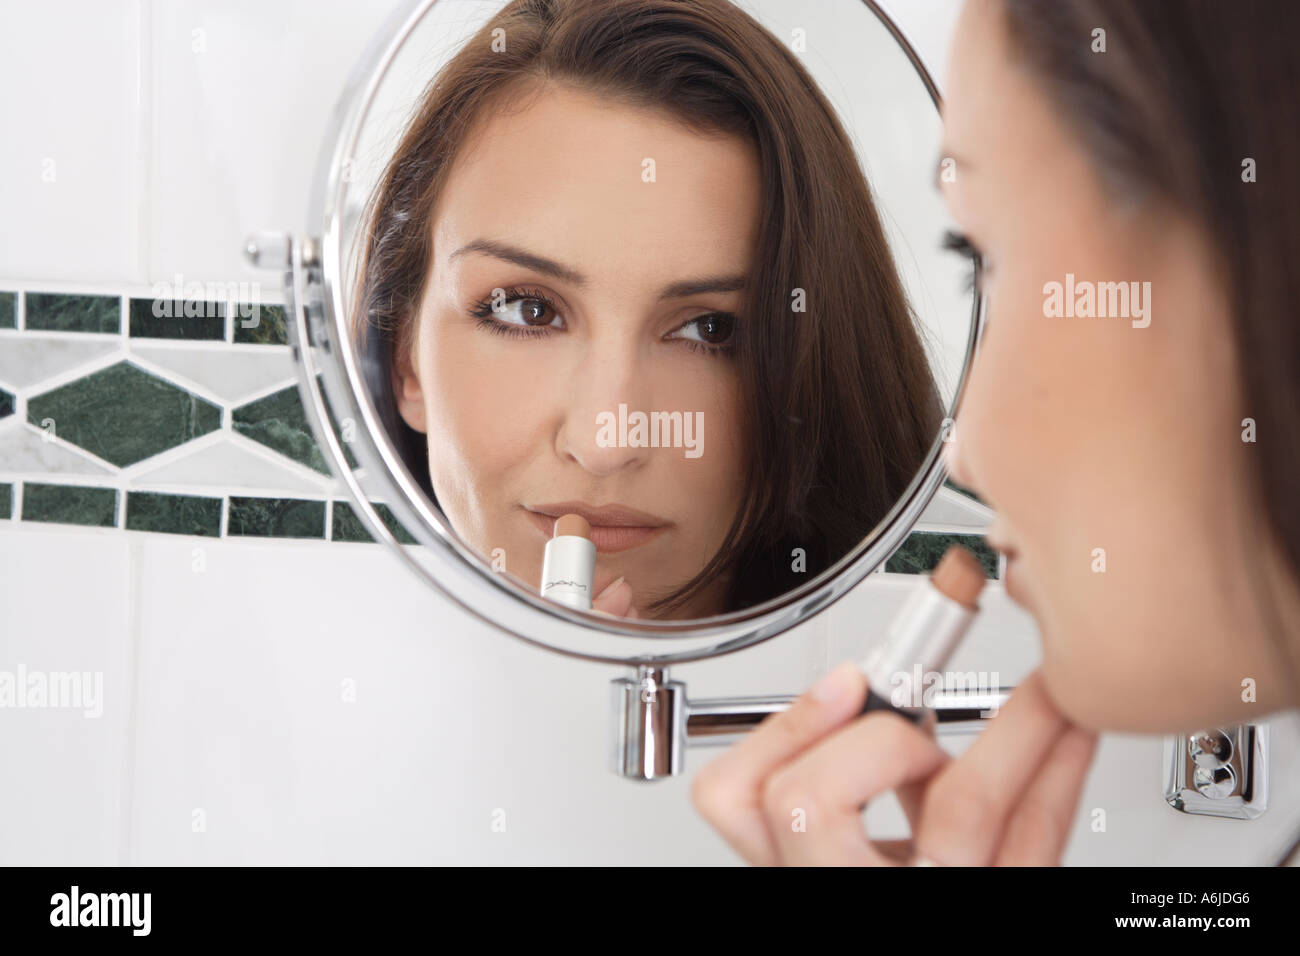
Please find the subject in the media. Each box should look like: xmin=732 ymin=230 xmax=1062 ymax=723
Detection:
xmin=669 ymin=312 xmax=736 ymax=349
xmin=941 ymin=229 xmax=989 ymax=294
xmin=469 ymin=286 xmax=564 ymax=335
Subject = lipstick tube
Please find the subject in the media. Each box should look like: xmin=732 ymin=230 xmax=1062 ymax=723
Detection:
xmin=858 ymin=545 xmax=986 ymax=725
xmin=541 ymin=513 xmax=596 ymax=610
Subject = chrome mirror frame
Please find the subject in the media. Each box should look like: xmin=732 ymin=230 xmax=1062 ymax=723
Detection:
xmin=255 ymin=0 xmax=984 ymax=666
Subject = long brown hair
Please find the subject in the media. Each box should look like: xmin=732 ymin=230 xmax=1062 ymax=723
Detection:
xmin=353 ymin=0 xmax=942 ymax=614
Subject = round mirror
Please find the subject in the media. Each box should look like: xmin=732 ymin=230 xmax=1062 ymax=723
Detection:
xmin=282 ymin=0 xmax=981 ymax=664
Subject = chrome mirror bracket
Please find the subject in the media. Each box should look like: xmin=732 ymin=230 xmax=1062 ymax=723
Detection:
xmin=1165 ymin=724 xmax=1269 ymax=819
xmin=611 ymin=667 xmax=1014 ymax=781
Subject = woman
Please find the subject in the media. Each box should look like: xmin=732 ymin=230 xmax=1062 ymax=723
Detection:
xmin=693 ymin=0 xmax=1300 ymax=865
xmin=351 ymin=0 xmax=943 ymax=619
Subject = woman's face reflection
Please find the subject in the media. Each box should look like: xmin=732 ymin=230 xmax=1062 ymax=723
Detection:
xmin=393 ymin=82 xmax=760 ymax=618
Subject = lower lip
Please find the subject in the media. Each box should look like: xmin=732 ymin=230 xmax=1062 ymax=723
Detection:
xmin=525 ymin=509 xmax=667 ymax=553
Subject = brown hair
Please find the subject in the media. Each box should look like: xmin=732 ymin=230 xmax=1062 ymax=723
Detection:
xmin=998 ymin=3 xmax=1300 ymax=691
xmin=353 ymin=0 xmax=942 ymax=614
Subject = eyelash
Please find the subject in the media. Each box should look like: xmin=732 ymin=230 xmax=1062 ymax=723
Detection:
xmin=941 ymin=229 xmax=988 ymax=293
xmin=468 ymin=285 xmax=737 ymax=357
xmin=469 ymin=285 xmax=561 ymax=338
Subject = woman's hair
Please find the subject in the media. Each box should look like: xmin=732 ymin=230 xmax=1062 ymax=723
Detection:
xmin=353 ymin=0 xmax=942 ymax=614
xmin=999 ymin=1 xmax=1300 ymax=673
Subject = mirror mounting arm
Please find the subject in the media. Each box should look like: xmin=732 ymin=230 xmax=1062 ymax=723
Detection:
xmin=611 ymin=666 xmax=1013 ymax=781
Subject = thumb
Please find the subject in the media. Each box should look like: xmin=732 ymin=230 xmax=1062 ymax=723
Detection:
xmin=592 ymin=576 xmax=634 ymax=617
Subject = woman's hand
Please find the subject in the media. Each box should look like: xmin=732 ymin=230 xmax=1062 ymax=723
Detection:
xmin=592 ymin=576 xmax=638 ymax=618
xmin=691 ymin=666 xmax=1097 ymax=865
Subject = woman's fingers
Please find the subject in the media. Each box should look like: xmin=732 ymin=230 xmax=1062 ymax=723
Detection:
xmin=914 ymin=670 xmax=1070 ymax=865
xmin=994 ymin=725 xmax=1098 ymax=865
xmin=691 ymin=661 xmax=869 ymax=865
xmin=895 ymin=776 xmax=934 ymax=834
xmin=761 ymin=709 xmax=950 ymax=865
xmin=693 ymin=664 xmax=1096 ymax=867
xmin=591 ymin=576 xmax=633 ymax=616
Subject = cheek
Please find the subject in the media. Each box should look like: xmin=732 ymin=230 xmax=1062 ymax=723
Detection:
xmin=652 ymin=360 xmax=746 ymax=541
xmin=421 ymin=318 xmax=551 ymax=493
xmin=959 ymin=271 xmax=1060 ymax=518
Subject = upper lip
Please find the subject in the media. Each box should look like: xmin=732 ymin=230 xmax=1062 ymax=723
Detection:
xmin=527 ymin=501 xmax=670 ymax=528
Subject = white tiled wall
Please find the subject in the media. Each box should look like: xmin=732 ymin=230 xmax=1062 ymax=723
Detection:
xmin=2 ymin=0 xmax=1296 ymax=866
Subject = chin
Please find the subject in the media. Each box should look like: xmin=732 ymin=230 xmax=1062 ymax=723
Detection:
xmin=1040 ymin=649 xmax=1234 ymax=735
xmin=1036 ymin=634 xmax=1159 ymax=733
xmin=1037 ymin=661 xmax=1109 ymax=732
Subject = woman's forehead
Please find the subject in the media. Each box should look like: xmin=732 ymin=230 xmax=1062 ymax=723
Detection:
xmin=432 ymin=89 xmax=761 ymax=289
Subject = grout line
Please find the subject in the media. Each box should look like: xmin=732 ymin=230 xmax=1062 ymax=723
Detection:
xmin=16 ymin=290 xmax=25 ymax=331
xmin=0 ymin=279 xmax=285 ymax=305
xmin=119 ymin=532 xmax=145 ymax=866
xmin=134 ymin=0 xmax=152 ymax=287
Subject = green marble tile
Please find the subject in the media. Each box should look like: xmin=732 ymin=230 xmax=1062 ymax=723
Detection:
xmin=0 ymin=483 xmax=11 ymax=519
xmin=944 ymin=477 xmax=987 ymax=507
xmin=230 ymin=380 xmax=358 ymax=473
xmin=0 ymin=387 xmax=12 ymax=420
xmin=25 ymin=293 xmax=120 ymax=333
xmin=885 ymin=531 xmax=999 ymax=578
xmin=129 ymin=298 xmax=224 ymax=339
xmin=26 ymin=361 xmax=221 ymax=467
xmin=232 ymin=385 xmax=330 ymax=474
xmin=0 ymin=292 xmax=15 ymax=329
xmin=22 ymin=483 xmax=117 ymax=527
xmin=126 ymin=491 xmax=221 ymax=537
xmin=231 ymin=303 xmax=287 ymax=345
xmin=227 ymin=496 xmax=325 ymax=538
xmin=331 ymin=500 xmax=417 ymax=544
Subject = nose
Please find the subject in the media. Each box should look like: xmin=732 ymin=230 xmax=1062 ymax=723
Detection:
xmin=555 ymin=337 xmax=652 ymax=477
xmin=943 ymin=413 xmax=977 ymax=491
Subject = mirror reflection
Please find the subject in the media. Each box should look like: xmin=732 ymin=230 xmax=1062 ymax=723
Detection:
xmin=344 ymin=0 xmax=974 ymax=620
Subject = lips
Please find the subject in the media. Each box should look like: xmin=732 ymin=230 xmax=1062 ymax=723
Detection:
xmin=985 ymin=523 xmax=1028 ymax=607
xmin=989 ymin=541 xmax=1028 ymax=607
xmin=524 ymin=501 xmax=670 ymax=554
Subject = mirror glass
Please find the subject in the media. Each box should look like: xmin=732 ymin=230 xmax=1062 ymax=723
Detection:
xmin=321 ymin=0 xmax=976 ymax=633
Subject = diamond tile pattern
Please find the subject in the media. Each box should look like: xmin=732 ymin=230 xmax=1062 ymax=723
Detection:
xmin=26 ymin=361 xmax=221 ymax=467
xmin=233 ymin=385 xmax=329 ymax=474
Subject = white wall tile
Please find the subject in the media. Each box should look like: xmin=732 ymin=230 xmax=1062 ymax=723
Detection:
xmin=0 ymin=526 xmax=134 ymax=864
xmin=127 ymin=533 xmax=479 ymax=864
xmin=146 ymin=0 xmax=404 ymax=288
xmin=0 ymin=0 xmax=141 ymax=283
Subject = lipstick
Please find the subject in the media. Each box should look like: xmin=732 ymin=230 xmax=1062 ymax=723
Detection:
xmin=540 ymin=513 xmax=597 ymax=610
xmin=858 ymin=545 xmax=986 ymax=725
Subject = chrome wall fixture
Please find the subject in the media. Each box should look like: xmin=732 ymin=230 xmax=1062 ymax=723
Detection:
xmin=612 ymin=666 xmax=1012 ymax=780
xmin=1165 ymin=725 xmax=1269 ymax=819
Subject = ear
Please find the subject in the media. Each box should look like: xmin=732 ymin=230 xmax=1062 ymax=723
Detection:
xmin=391 ymin=336 xmax=428 ymax=434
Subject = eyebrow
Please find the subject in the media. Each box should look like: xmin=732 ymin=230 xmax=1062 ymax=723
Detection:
xmin=450 ymin=238 xmax=748 ymax=298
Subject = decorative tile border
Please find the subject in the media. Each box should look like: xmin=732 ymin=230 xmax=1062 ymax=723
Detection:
xmin=0 ymin=288 xmax=992 ymax=572
xmin=0 ymin=288 xmax=396 ymax=543
xmin=885 ymin=529 xmax=1000 ymax=578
